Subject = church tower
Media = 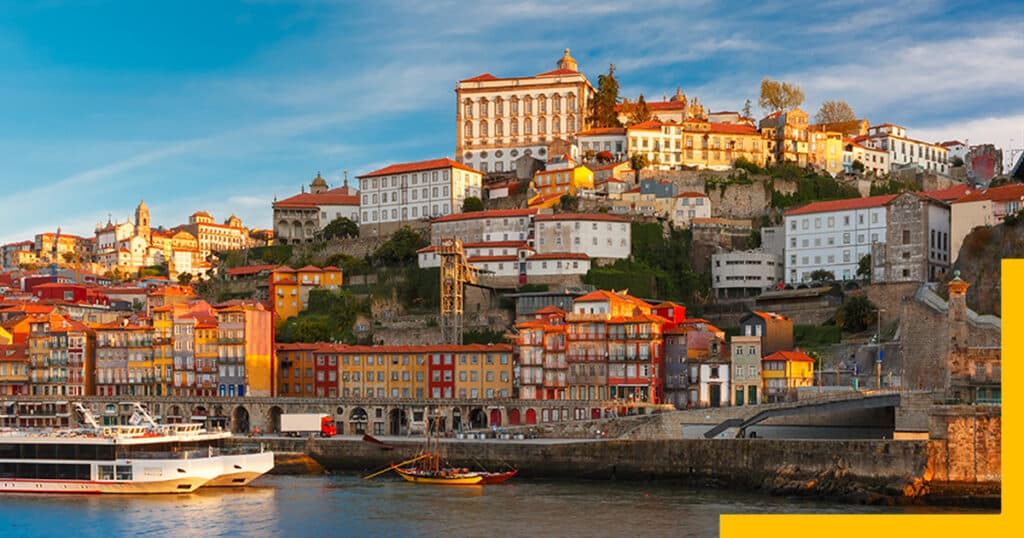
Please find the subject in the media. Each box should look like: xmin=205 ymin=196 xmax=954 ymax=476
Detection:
xmin=310 ymin=171 xmax=329 ymax=194
xmin=135 ymin=200 xmax=152 ymax=242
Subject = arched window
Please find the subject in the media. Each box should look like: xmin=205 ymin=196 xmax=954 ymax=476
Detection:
xmin=525 ymin=118 xmax=532 ymax=135
xmin=524 ymin=96 xmax=533 ymax=114
xmin=479 ymin=98 xmax=489 ymax=117
xmin=463 ymin=99 xmax=473 ymax=118
xmin=567 ymin=115 xmax=576 ymax=132
xmin=553 ymin=93 xmax=561 ymax=113
xmin=552 ymin=116 xmax=561 ymax=134
xmin=567 ymin=93 xmax=576 ymax=113
xmin=464 ymin=121 xmax=473 ymax=138
xmin=511 ymin=119 xmax=519 ymax=136
xmin=538 ymin=117 xmax=546 ymax=134
xmin=495 ymin=97 xmax=504 ymax=116
xmin=538 ymin=95 xmax=547 ymax=113
xmin=495 ymin=119 xmax=503 ymax=136
xmin=480 ymin=120 xmax=488 ymax=137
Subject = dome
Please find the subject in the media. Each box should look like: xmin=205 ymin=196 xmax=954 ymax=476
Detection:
xmin=310 ymin=171 xmax=329 ymax=193
xmin=556 ymin=48 xmax=578 ymax=72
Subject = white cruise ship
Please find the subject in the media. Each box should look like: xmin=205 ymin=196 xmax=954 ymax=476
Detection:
xmin=0 ymin=403 xmax=274 ymax=494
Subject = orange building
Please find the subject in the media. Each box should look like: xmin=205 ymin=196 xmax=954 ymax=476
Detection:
xmin=269 ymin=265 xmax=344 ymax=321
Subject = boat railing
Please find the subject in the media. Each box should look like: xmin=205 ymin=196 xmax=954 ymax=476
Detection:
xmin=126 ymin=445 xmax=264 ymax=460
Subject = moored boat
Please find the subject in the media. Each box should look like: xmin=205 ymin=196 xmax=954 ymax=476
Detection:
xmin=0 ymin=403 xmax=274 ymax=494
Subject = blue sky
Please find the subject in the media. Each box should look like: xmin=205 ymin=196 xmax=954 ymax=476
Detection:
xmin=2 ymin=0 xmax=1022 ymax=245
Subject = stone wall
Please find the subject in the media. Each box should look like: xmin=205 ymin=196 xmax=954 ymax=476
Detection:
xmin=927 ymin=405 xmax=1001 ymax=483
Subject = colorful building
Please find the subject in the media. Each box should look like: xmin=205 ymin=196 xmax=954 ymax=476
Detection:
xmin=269 ymin=265 xmax=344 ymax=321
xmin=761 ymin=350 xmax=815 ymax=402
xmin=530 ymin=163 xmax=594 ymax=201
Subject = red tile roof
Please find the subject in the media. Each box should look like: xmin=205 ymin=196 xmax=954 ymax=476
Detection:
xmin=527 ymin=252 xmax=590 ymax=261
xmin=593 ymin=160 xmax=629 ymax=171
xmin=763 ymin=350 xmax=815 ymax=362
xmin=629 ymin=120 xmax=663 ymax=130
xmin=535 ymin=68 xmax=581 ymax=77
xmin=468 ymin=255 xmax=517 ymax=263
xmin=432 ymin=208 xmax=537 ymax=224
xmin=535 ymin=213 xmax=627 ymax=223
xmin=357 ymin=158 xmax=480 ymax=179
xmin=225 ymin=264 xmax=279 ymax=277
xmin=296 ymin=265 xmax=322 ymax=273
xmin=783 ymin=194 xmax=897 ymax=216
xmin=273 ymin=190 xmax=359 ymax=209
xmin=952 ymin=183 xmax=1024 ymax=204
xmin=461 ymin=73 xmax=498 ymax=82
xmin=709 ymin=122 xmax=759 ymax=135
xmin=677 ymin=191 xmax=708 ymax=198
xmin=577 ymin=127 xmax=627 ymax=137
xmin=919 ymin=184 xmax=971 ymax=202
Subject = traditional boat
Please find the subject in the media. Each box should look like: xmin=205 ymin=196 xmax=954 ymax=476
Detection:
xmin=362 ymin=409 xmax=515 ymax=486
xmin=0 ymin=403 xmax=274 ymax=494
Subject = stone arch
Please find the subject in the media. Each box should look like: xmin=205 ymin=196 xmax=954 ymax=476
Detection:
xmin=231 ymin=406 xmax=250 ymax=434
xmin=508 ymin=408 xmax=521 ymax=426
xmin=268 ymin=405 xmax=283 ymax=434
xmin=192 ymin=405 xmax=207 ymax=424
xmin=451 ymin=407 xmax=463 ymax=432
xmin=350 ymin=407 xmax=368 ymax=434
xmin=291 ymin=221 xmax=303 ymax=241
xmin=469 ymin=407 xmax=487 ymax=429
xmin=489 ymin=409 xmax=502 ymax=428
xmin=525 ymin=408 xmax=537 ymax=425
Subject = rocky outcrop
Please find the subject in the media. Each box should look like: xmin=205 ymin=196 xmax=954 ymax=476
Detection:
xmin=952 ymin=222 xmax=1024 ymax=316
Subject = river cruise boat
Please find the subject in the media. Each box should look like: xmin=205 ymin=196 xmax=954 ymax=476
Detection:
xmin=0 ymin=403 xmax=273 ymax=494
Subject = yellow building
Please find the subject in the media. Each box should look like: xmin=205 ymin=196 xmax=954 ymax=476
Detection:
xmin=152 ymin=305 xmax=175 ymax=396
xmin=214 ymin=302 xmax=274 ymax=397
xmin=269 ymin=265 xmax=344 ymax=321
xmin=809 ymin=127 xmax=844 ymax=176
xmin=0 ymin=342 xmax=30 ymax=397
xmin=530 ymin=164 xmax=594 ymax=201
xmin=627 ymin=119 xmax=768 ymax=171
xmin=193 ymin=316 xmax=219 ymax=397
xmin=451 ymin=347 xmax=512 ymax=400
xmin=759 ymin=109 xmax=809 ymax=166
xmin=761 ymin=350 xmax=814 ymax=402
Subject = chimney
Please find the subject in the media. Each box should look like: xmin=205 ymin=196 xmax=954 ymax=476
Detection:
xmin=947 ymin=271 xmax=970 ymax=350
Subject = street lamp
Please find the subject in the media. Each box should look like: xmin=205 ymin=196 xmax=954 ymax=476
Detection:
xmin=872 ymin=307 xmax=886 ymax=390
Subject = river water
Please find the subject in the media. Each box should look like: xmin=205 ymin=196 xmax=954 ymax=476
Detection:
xmin=0 ymin=475 xmax=992 ymax=537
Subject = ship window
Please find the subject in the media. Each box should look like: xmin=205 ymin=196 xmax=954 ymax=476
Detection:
xmin=99 ymin=464 xmax=115 ymax=480
xmin=116 ymin=465 xmax=133 ymax=480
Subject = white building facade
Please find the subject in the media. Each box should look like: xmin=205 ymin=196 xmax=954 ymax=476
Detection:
xmin=357 ymin=158 xmax=482 ymax=232
xmin=783 ymin=196 xmax=891 ymax=284
xmin=842 ymin=139 xmax=890 ymax=176
xmin=711 ymin=250 xmax=784 ymax=298
xmin=862 ymin=124 xmax=949 ymax=175
xmin=534 ymin=214 xmax=630 ymax=259
xmin=672 ymin=192 xmax=711 ymax=228
xmin=455 ymin=49 xmax=594 ymax=173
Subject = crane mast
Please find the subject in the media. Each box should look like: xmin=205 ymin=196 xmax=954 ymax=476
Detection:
xmin=439 ymin=238 xmax=479 ymax=345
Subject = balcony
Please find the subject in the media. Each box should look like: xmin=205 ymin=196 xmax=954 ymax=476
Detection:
xmin=219 ymin=337 xmax=245 ymax=345
xmin=568 ymin=332 xmax=606 ymax=341
xmin=567 ymin=354 xmax=606 ymax=362
xmin=153 ymin=337 xmax=171 ymax=345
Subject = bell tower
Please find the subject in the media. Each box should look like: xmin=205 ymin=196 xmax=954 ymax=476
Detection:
xmin=135 ymin=200 xmax=151 ymax=242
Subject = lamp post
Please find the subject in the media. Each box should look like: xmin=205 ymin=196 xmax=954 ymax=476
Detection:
xmin=873 ymin=307 xmax=886 ymax=390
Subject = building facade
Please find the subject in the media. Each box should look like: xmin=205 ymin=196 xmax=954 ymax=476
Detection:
xmin=730 ymin=335 xmax=762 ymax=406
xmin=357 ymin=158 xmax=483 ymax=234
xmin=711 ymin=250 xmax=784 ymax=298
xmin=861 ymin=124 xmax=949 ymax=175
xmin=456 ymin=49 xmax=595 ymax=173
xmin=273 ymin=173 xmax=361 ymax=245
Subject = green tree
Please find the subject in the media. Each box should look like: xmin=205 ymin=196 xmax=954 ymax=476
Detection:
xmin=461 ymin=196 xmax=484 ymax=213
xmin=759 ymin=78 xmax=805 ymax=113
xmin=814 ymin=100 xmax=856 ymax=124
xmin=371 ymin=226 xmax=428 ymax=266
xmin=587 ymin=64 xmax=623 ymax=128
xmin=809 ymin=269 xmax=835 ymax=282
xmin=321 ymin=217 xmax=359 ymax=240
xmin=835 ymin=295 xmax=878 ymax=333
xmin=558 ymin=194 xmax=579 ymax=212
xmin=626 ymin=94 xmax=652 ymax=126
xmin=857 ymin=254 xmax=871 ymax=281
xmin=629 ymin=153 xmax=649 ymax=184
xmin=177 ymin=272 xmax=193 ymax=285
xmin=742 ymin=99 xmax=752 ymax=119
xmin=852 ymin=159 xmax=865 ymax=172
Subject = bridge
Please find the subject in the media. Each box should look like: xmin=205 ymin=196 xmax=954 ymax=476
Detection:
xmin=701 ymin=391 xmax=905 ymax=438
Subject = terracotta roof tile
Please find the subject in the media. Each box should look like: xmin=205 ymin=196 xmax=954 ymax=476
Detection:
xmin=783 ymin=195 xmax=897 ymax=216
xmin=763 ymin=350 xmax=815 ymax=362
xmin=535 ymin=213 xmax=628 ymax=223
xmin=432 ymin=208 xmax=537 ymax=224
xmin=358 ymin=158 xmax=480 ymax=179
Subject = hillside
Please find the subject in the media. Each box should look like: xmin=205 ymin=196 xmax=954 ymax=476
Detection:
xmin=951 ymin=221 xmax=1023 ymax=316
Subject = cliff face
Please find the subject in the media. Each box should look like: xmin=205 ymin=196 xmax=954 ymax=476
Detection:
xmin=952 ymin=222 xmax=1024 ymax=316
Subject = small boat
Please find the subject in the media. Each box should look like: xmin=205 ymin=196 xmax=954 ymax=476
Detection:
xmin=393 ymin=467 xmax=483 ymax=486
xmin=478 ymin=469 xmax=518 ymax=484
xmin=361 ymin=433 xmax=394 ymax=450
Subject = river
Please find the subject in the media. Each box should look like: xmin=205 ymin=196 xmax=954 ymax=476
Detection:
xmin=0 ymin=475 xmax=993 ymax=537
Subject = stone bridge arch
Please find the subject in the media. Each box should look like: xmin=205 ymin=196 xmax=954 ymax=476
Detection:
xmin=231 ymin=406 xmax=250 ymax=434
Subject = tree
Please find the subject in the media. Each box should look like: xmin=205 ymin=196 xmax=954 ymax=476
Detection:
xmin=558 ymin=194 xmax=579 ymax=212
xmin=587 ymin=64 xmax=622 ymax=128
xmin=852 ymin=159 xmax=865 ymax=172
xmin=814 ymin=100 xmax=856 ymax=124
xmin=951 ymin=156 xmax=965 ymax=167
xmin=629 ymin=153 xmax=649 ymax=184
xmin=742 ymin=99 xmax=752 ymax=119
xmin=321 ymin=216 xmax=359 ymax=240
xmin=857 ymin=254 xmax=871 ymax=281
xmin=835 ymin=295 xmax=878 ymax=333
xmin=177 ymin=272 xmax=193 ymax=286
xmin=461 ymin=196 xmax=484 ymax=213
xmin=809 ymin=269 xmax=835 ymax=282
xmin=626 ymin=94 xmax=652 ymax=126
xmin=371 ymin=226 xmax=428 ymax=266
xmin=758 ymin=78 xmax=805 ymax=113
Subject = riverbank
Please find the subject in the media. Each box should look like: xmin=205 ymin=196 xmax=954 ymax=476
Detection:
xmin=234 ymin=436 xmax=999 ymax=508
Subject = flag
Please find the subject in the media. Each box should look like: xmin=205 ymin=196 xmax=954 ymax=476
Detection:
xmin=129 ymin=412 xmax=143 ymax=426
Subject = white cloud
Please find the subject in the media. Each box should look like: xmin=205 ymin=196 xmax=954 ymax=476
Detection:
xmin=911 ymin=114 xmax=1024 ymax=171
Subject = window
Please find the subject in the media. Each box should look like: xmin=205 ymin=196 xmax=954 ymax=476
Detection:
xmin=902 ymin=230 xmax=911 ymax=244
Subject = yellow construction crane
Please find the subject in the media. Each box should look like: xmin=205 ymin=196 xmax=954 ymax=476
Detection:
xmin=439 ymin=238 xmax=479 ymax=345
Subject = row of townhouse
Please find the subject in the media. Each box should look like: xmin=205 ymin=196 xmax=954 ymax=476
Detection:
xmin=417 ymin=209 xmax=630 ymax=278
xmin=0 ymin=300 xmax=273 ymax=399
xmin=273 ymin=343 xmax=514 ymax=401
xmin=781 ymin=185 xmax=970 ymax=284
xmin=513 ymin=289 xmax=813 ymax=408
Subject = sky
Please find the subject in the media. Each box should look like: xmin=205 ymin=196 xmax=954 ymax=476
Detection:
xmin=1 ymin=0 xmax=1022 ymax=245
